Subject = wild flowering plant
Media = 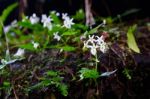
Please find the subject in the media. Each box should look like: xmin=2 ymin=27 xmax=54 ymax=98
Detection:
xmin=0 ymin=8 xmax=119 ymax=97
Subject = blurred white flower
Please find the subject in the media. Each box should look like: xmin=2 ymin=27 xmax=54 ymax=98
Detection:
xmin=29 ymin=13 xmax=39 ymax=24
xmin=1 ymin=59 xmax=7 ymax=65
xmin=14 ymin=48 xmax=25 ymax=57
xmin=62 ymin=13 xmax=68 ymax=19
xmin=63 ymin=17 xmax=74 ymax=28
xmin=4 ymin=25 xmax=11 ymax=33
xmin=95 ymin=36 xmax=108 ymax=53
xmin=62 ymin=13 xmax=74 ymax=28
xmin=56 ymin=12 xmax=60 ymax=16
xmin=11 ymin=20 xmax=18 ymax=27
xmin=41 ymin=14 xmax=53 ymax=30
xmin=53 ymin=32 xmax=61 ymax=41
xmin=90 ymin=44 xmax=99 ymax=56
xmin=103 ymin=19 xmax=106 ymax=25
xmin=32 ymin=41 xmax=39 ymax=49
xmin=3 ymin=20 xmax=18 ymax=33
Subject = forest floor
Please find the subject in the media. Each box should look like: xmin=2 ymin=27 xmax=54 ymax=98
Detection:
xmin=0 ymin=17 xmax=150 ymax=99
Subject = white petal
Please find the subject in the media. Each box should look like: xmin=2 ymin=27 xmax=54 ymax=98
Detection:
xmin=14 ymin=48 xmax=25 ymax=57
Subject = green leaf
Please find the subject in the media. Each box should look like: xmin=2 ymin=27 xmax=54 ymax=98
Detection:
xmin=46 ymin=71 xmax=58 ymax=77
xmin=58 ymin=84 xmax=68 ymax=96
xmin=18 ymin=21 xmax=43 ymax=31
xmin=127 ymin=25 xmax=140 ymax=53
xmin=61 ymin=45 xmax=76 ymax=51
xmin=123 ymin=68 xmax=131 ymax=80
xmin=0 ymin=3 xmax=18 ymax=22
xmin=88 ymin=24 xmax=102 ymax=35
xmin=50 ymin=12 xmax=61 ymax=24
xmin=49 ymin=45 xmax=76 ymax=52
xmin=0 ymin=2 xmax=18 ymax=36
xmin=0 ymin=64 xmax=6 ymax=70
xmin=62 ymin=31 xmax=78 ymax=36
xmin=19 ymin=43 xmax=35 ymax=51
xmin=3 ymin=81 xmax=11 ymax=87
xmin=73 ymin=24 xmax=88 ymax=31
xmin=72 ymin=9 xmax=85 ymax=20
xmin=79 ymin=68 xmax=99 ymax=80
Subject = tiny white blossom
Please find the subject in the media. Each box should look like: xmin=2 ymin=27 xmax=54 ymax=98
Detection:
xmin=88 ymin=35 xmax=95 ymax=44
xmin=62 ymin=13 xmax=68 ymax=19
xmin=14 ymin=48 xmax=25 ymax=57
xmin=32 ymin=41 xmax=39 ymax=49
xmin=29 ymin=13 xmax=39 ymax=24
xmin=3 ymin=20 xmax=18 ymax=33
xmin=1 ymin=59 xmax=7 ymax=64
xmin=62 ymin=13 xmax=74 ymax=28
xmin=103 ymin=19 xmax=106 ymax=25
xmin=90 ymin=45 xmax=98 ymax=56
xmin=53 ymin=32 xmax=61 ymax=41
xmin=63 ymin=17 xmax=74 ymax=28
xmin=56 ymin=12 xmax=60 ymax=16
xmin=4 ymin=25 xmax=11 ymax=33
xmin=95 ymin=36 xmax=107 ymax=53
xmin=41 ymin=14 xmax=53 ymax=30
xmin=11 ymin=20 xmax=18 ymax=27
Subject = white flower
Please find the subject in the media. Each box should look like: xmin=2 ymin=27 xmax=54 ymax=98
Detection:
xmin=11 ymin=20 xmax=17 ymax=27
xmin=88 ymin=35 xmax=95 ymax=44
xmin=53 ymin=32 xmax=61 ymax=41
xmin=4 ymin=25 xmax=11 ymax=33
xmin=1 ymin=59 xmax=7 ymax=64
xmin=29 ymin=13 xmax=39 ymax=24
xmin=14 ymin=48 xmax=25 ymax=57
xmin=32 ymin=41 xmax=39 ymax=49
xmin=62 ymin=13 xmax=68 ymax=19
xmin=62 ymin=13 xmax=74 ymax=28
xmin=41 ymin=14 xmax=53 ymax=30
xmin=56 ymin=12 xmax=60 ymax=16
xmin=3 ymin=20 xmax=18 ymax=33
xmin=63 ymin=17 xmax=74 ymax=28
xmin=103 ymin=19 xmax=106 ymax=25
xmin=95 ymin=36 xmax=107 ymax=53
xmin=90 ymin=45 xmax=98 ymax=56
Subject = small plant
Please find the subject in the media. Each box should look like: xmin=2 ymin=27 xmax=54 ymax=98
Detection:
xmin=28 ymin=70 xmax=68 ymax=96
xmin=123 ymin=68 xmax=132 ymax=80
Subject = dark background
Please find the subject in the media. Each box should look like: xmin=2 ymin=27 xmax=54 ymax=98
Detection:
xmin=0 ymin=0 xmax=149 ymax=24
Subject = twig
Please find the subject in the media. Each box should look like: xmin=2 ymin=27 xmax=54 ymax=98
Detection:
xmin=12 ymin=86 xmax=19 ymax=99
xmin=85 ymin=0 xmax=95 ymax=26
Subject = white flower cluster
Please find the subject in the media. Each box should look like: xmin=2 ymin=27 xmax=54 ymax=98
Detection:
xmin=28 ymin=12 xmax=74 ymax=30
xmin=84 ymin=35 xmax=108 ymax=56
xmin=62 ymin=13 xmax=74 ymax=28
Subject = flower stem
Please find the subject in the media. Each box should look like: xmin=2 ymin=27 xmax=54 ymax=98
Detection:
xmin=95 ymin=53 xmax=98 ymax=71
